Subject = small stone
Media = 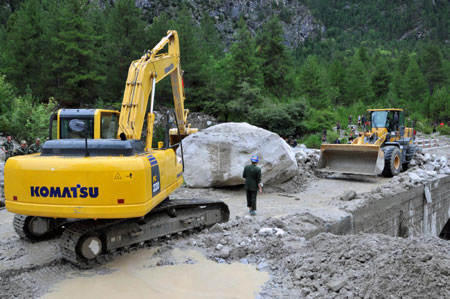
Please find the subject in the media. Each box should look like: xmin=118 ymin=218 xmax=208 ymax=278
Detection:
xmin=408 ymin=172 xmax=422 ymax=183
xmin=274 ymin=228 xmax=287 ymax=237
xmin=210 ymin=223 xmax=224 ymax=233
xmin=219 ymin=247 xmax=230 ymax=259
xmin=340 ymin=190 xmax=357 ymax=201
xmin=426 ymin=170 xmax=437 ymax=177
xmin=272 ymin=218 xmax=286 ymax=228
xmin=257 ymin=261 xmax=270 ymax=271
xmin=240 ymin=258 xmax=249 ymax=264
xmin=216 ymin=244 xmax=223 ymax=250
xmin=300 ymin=288 xmax=311 ymax=297
xmin=258 ymin=227 xmax=274 ymax=236
xmin=424 ymin=164 xmax=435 ymax=171
xmin=327 ymin=276 xmax=349 ymax=292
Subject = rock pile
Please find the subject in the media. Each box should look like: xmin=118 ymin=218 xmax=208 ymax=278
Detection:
xmin=411 ymin=152 xmax=450 ymax=175
xmin=264 ymin=144 xmax=320 ymax=193
xmin=276 ymin=233 xmax=450 ymax=299
xmin=181 ymin=215 xmax=450 ymax=299
xmin=180 ymin=123 xmax=298 ymax=188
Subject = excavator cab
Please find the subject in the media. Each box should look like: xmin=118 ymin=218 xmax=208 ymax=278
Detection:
xmin=49 ymin=109 xmax=120 ymax=140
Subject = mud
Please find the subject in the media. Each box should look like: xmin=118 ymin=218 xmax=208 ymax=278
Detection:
xmin=44 ymin=248 xmax=269 ymax=299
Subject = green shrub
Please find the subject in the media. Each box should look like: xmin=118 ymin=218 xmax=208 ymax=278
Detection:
xmin=304 ymin=108 xmax=336 ymax=134
xmin=415 ymin=120 xmax=432 ymax=134
xmin=248 ymin=99 xmax=307 ymax=136
xmin=0 ymin=79 xmax=56 ymax=142
xmin=437 ymin=125 xmax=450 ymax=136
xmin=304 ymin=134 xmax=321 ymax=149
xmin=327 ymin=130 xmax=340 ymax=143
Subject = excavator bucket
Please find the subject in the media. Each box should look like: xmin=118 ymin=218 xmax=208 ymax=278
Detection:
xmin=317 ymin=144 xmax=385 ymax=176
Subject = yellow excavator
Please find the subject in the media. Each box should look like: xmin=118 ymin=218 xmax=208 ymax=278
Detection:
xmin=4 ymin=31 xmax=229 ymax=267
xmin=318 ymin=109 xmax=417 ymax=177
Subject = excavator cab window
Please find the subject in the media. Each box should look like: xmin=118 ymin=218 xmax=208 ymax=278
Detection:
xmin=101 ymin=113 xmax=119 ymax=139
xmin=60 ymin=117 xmax=94 ymax=139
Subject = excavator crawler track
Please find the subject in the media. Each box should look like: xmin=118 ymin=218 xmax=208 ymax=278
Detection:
xmin=13 ymin=214 xmax=29 ymax=239
xmin=13 ymin=214 xmax=67 ymax=241
xmin=61 ymin=198 xmax=229 ymax=268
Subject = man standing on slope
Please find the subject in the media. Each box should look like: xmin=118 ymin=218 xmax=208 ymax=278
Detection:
xmin=243 ymin=155 xmax=262 ymax=216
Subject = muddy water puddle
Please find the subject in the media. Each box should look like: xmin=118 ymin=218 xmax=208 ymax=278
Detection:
xmin=43 ymin=248 xmax=269 ymax=299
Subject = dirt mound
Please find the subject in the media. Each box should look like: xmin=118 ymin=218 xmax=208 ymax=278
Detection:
xmin=186 ymin=216 xmax=450 ymax=298
xmin=277 ymin=233 xmax=450 ymax=298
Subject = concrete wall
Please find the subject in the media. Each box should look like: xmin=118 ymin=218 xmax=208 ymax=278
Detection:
xmin=351 ymin=175 xmax=450 ymax=238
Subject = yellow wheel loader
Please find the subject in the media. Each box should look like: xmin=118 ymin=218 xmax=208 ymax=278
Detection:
xmin=4 ymin=31 xmax=229 ymax=267
xmin=318 ymin=109 xmax=417 ymax=177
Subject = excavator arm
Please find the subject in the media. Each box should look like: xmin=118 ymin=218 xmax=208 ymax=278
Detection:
xmin=118 ymin=30 xmax=193 ymax=144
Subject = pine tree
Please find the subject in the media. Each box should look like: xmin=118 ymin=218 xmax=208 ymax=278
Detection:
xmin=298 ymin=55 xmax=331 ymax=109
xmin=47 ymin=0 xmax=104 ymax=106
xmin=3 ymin=0 xmax=49 ymax=98
xmin=103 ymin=0 xmax=147 ymax=102
xmin=418 ymin=44 xmax=447 ymax=93
xmin=230 ymin=17 xmax=262 ymax=90
xmin=371 ymin=58 xmax=391 ymax=100
xmin=343 ymin=54 xmax=373 ymax=105
xmin=199 ymin=12 xmax=222 ymax=59
xmin=255 ymin=16 xmax=292 ymax=97
xmin=329 ymin=60 xmax=345 ymax=105
xmin=404 ymin=59 xmax=428 ymax=106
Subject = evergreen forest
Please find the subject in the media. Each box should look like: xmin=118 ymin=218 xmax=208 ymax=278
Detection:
xmin=0 ymin=0 xmax=449 ymax=145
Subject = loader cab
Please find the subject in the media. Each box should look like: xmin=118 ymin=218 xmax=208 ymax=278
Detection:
xmin=49 ymin=109 xmax=120 ymax=140
xmin=369 ymin=109 xmax=404 ymax=132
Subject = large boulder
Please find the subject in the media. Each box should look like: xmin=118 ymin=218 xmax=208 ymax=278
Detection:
xmin=179 ymin=123 xmax=298 ymax=188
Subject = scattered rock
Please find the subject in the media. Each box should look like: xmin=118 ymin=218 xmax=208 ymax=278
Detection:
xmin=257 ymin=261 xmax=270 ymax=271
xmin=258 ymin=228 xmax=274 ymax=236
xmin=340 ymin=190 xmax=357 ymax=201
xmin=327 ymin=276 xmax=349 ymax=292
xmin=209 ymin=223 xmax=224 ymax=233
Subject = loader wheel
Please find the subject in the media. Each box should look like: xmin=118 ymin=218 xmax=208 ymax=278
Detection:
xmin=382 ymin=146 xmax=401 ymax=177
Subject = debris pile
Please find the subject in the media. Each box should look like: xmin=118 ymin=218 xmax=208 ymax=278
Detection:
xmin=265 ymin=144 xmax=319 ymax=193
xmin=182 ymin=216 xmax=450 ymax=299
xmin=412 ymin=152 xmax=450 ymax=175
xmin=273 ymin=233 xmax=450 ymax=299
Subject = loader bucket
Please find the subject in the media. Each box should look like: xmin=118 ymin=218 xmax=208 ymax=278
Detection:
xmin=317 ymin=144 xmax=385 ymax=176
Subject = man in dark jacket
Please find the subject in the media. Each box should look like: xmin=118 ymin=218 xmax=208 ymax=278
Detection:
xmin=1 ymin=136 xmax=13 ymax=161
xmin=29 ymin=138 xmax=41 ymax=154
xmin=14 ymin=140 xmax=29 ymax=156
xmin=243 ymin=155 xmax=262 ymax=216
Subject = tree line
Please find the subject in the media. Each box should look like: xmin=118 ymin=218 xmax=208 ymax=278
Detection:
xmin=0 ymin=0 xmax=449 ymax=143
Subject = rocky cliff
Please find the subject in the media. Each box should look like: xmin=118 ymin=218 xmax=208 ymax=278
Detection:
xmin=136 ymin=0 xmax=323 ymax=47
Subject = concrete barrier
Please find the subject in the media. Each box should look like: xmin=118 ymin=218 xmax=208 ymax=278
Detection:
xmin=349 ymin=175 xmax=450 ymax=238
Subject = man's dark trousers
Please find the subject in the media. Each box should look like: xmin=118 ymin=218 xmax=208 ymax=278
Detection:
xmin=246 ymin=190 xmax=257 ymax=211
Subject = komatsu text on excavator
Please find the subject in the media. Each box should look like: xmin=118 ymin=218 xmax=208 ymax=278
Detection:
xmin=4 ymin=31 xmax=229 ymax=267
